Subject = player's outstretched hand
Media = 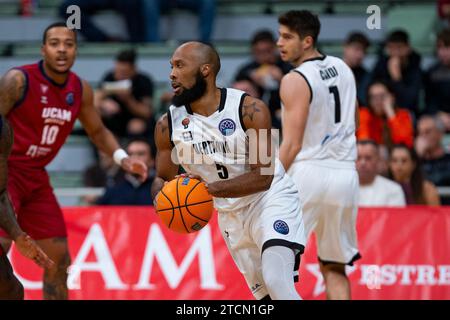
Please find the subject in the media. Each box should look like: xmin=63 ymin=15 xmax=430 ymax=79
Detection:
xmin=121 ymin=158 xmax=148 ymax=182
xmin=14 ymin=233 xmax=54 ymax=269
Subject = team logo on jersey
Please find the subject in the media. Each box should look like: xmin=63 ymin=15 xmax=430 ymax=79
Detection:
xmin=182 ymin=118 xmax=190 ymax=129
xmin=273 ymin=220 xmax=289 ymax=235
xmin=182 ymin=131 xmax=193 ymax=141
xmin=40 ymin=84 xmax=48 ymax=94
xmin=66 ymin=92 xmax=74 ymax=106
xmin=218 ymin=118 xmax=236 ymax=136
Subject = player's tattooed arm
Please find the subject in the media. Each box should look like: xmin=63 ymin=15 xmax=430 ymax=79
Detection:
xmin=207 ymin=96 xmax=274 ymax=198
xmin=151 ymin=113 xmax=179 ymax=201
xmin=0 ymin=187 xmax=54 ymax=269
xmin=242 ymin=100 xmax=261 ymax=123
xmin=0 ymin=118 xmax=23 ymax=240
xmin=0 ymin=118 xmax=54 ymax=269
xmin=0 ymin=190 xmax=23 ymax=241
xmin=0 ymin=69 xmax=26 ymax=116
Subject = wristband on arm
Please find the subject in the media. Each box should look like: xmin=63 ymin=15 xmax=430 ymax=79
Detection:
xmin=113 ymin=149 xmax=128 ymax=166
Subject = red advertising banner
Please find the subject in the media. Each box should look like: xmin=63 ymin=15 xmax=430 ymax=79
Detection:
xmin=9 ymin=206 xmax=450 ymax=300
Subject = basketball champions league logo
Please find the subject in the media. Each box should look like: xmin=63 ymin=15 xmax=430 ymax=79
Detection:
xmin=66 ymin=92 xmax=74 ymax=106
xmin=218 ymin=118 xmax=236 ymax=136
xmin=273 ymin=220 xmax=289 ymax=235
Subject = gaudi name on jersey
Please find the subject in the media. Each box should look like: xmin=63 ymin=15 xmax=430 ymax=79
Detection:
xmin=319 ymin=66 xmax=338 ymax=81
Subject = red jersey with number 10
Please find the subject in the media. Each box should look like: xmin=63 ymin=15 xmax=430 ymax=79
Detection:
xmin=7 ymin=60 xmax=83 ymax=169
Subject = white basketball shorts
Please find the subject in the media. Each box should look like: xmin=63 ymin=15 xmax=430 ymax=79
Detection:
xmin=217 ymin=174 xmax=306 ymax=299
xmin=288 ymin=160 xmax=361 ymax=266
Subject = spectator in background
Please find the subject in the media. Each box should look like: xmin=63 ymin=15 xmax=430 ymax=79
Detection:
xmin=371 ymin=30 xmax=422 ymax=117
xmin=20 ymin=0 xmax=36 ymax=16
xmin=415 ymin=116 xmax=450 ymax=205
xmin=59 ymin=0 xmax=145 ymax=42
xmin=343 ymin=32 xmax=371 ymax=106
xmin=389 ymin=144 xmax=440 ymax=205
xmin=424 ymin=28 xmax=450 ymax=131
xmin=231 ymin=80 xmax=260 ymax=100
xmin=358 ymin=80 xmax=414 ymax=148
xmin=357 ymin=140 xmax=406 ymax=206
xmin=82 ymin=151 xmax=124 ymax=205
xmin=97 ymin=139 xmax=155 ymax=205
xmin=235 ymin=30 xmax=292 ymax=129
xmin=95 ymin=49 xmax=155 ymax=141
xmin=142 ymin=0 xmax=216 ymax=43
xmin=438 ymin=0 xmax=450 ymax=25
xmin=358 ymin=81 xmax=414 ymax=176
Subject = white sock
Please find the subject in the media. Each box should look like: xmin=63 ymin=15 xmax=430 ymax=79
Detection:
xmin=261 ymin=245 xmax=301 ymax=300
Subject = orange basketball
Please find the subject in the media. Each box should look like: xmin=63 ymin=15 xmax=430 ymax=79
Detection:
xmin=156 ymin=177 xmax=213 ymax=233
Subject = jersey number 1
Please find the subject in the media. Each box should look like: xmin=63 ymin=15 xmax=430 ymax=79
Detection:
xmin=329 ymin=86 xmax=341 ymax=123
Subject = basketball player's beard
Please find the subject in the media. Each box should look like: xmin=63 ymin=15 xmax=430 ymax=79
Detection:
xmin=172 ymin=72 xmax=207 ymax=107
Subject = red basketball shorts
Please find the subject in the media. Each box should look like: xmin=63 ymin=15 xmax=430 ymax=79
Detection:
xmin=0 ymin=165 xmax=67 ymax=240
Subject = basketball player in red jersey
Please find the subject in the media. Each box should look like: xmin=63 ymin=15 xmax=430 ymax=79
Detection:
xmin=0 ymin=22 xmax=148 ymax=300
xmin=0 ymin=115 xmax=54 ymax=299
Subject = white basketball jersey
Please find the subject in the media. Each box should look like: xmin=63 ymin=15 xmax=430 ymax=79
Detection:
xmin=169 ymin=88 xmax=288 ymax=212
xmin=289 ymin=55 xmax=357 ymax=164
